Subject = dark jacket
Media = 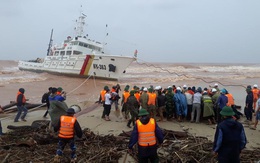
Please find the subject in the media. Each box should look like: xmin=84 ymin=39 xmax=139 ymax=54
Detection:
xmin=216 ymin=94 xmax=228 ymax=109
xmin=126 ymin=95 xmax=139 ymax=111
xmin=213 ymin=118 xmax=247 ymax=162
xmin=128 ymin=116 xmax=164 ymax=157
xmin=54 ymin=115 xmax=83 ymax=139
xmin=157 ymin=94 xmax=166 ymax=107
xmin=246 ymin=91 xmax=253 ymax=109
xmin=42 ymin=92 xmax=51 ymax=107
xmin=16 ymin=88 xmax=25 ymax=107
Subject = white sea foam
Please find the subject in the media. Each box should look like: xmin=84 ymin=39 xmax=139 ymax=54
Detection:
xmin=0 ymin=65 xmax=47 ymax=85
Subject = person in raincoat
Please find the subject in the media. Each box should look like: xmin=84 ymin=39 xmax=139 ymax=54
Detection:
xmin=174 ymin=87 xmax=187 ymax=122
xmin=202 ymin=91 xmax=215 ymax=125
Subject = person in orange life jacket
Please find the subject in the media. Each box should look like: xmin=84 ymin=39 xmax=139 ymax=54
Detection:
xmin=224 ymin=88 xmax=242 ymax=120
xmin=99 ymin=86 xmax=109 ymax=104
xmin=104 ymin=88 xmax=113 ymax=121
xmin=134 ymin=87 xmax=141 ymax=108
xmin=57 ymin=87 xmax=63 ymax=95
xmin=54 ymin=108 xmax=82 ymax=162
xmin=14 ymin=88 xmax=28 ymax=122
xmin=121 ymin=85 xmax=130 ymax=119
xmin=55 ymin=87 xmax=66 ymax=101
xmin=147 ymin=87 xmax=157 ymax=118
xmin=42 ymin=87 xmax=53 ymax=118
xmin=251 ymin=92 xmax=260 ymax=130
xmin=128 ymin=108 xmax=164 ymax=163
xmin=100 ymin=86 xmax=109 ymax=119
xmin=252 ymin=84 xmax=259 ymax=110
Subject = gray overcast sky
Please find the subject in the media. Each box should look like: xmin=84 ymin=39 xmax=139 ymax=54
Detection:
xmin=1 ymin=0 xmax=260 ymax=63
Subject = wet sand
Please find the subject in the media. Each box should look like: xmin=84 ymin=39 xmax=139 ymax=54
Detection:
xmin=0 ymin=65 xmax=259 ymax=162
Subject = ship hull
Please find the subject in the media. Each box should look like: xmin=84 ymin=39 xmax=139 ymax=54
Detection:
xmin=18 ymin=54 xmax=135 ymax=80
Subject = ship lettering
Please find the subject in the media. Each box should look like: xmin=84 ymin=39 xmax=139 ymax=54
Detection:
xmin=93 ymin=64 xmax=106 ymax=70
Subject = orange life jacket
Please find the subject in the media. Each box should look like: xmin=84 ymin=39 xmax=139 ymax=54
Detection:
xmin=16 ymin=91 xmax=26 ymax=103
xmin=111 ymin=88 xmax=116 ymax=93
xmin=134 ymin=92 xmax=141 ymax=102
xmin=123 ymin=91 xmax=130 ymax=103
xmin=148 ymin=93 xmax=156 ymax=105
xmin=137 ymin=118 xmax=156 ymax=146
xmin=58 ymin=116 xmax=76 ymax=139
xmin=252 ymin=88 xmax=259 ymax=101
xmin=226 ymin=93 xmax=234 ymax=106
xmin=100 ymin=90 xmax=106 ymax=102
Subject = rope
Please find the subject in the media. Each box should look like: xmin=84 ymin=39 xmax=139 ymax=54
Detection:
xmin=135 ymin=58 xmax=247 ymax=89
xmin=1 ymin=72 xmax=95 ymax=120
xmin=66 ymin=72 xmax=94 ymax=95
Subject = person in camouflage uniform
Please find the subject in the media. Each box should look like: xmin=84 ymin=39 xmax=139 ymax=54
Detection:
xmin=140 ymin=88 xmax=149 ymax=110
xmin=211 ymin=88 xmax=220 ymax=122
xmin=165 ymin=87 xmax=175 ymax=120
xmin=126 ymin=90 xmax=139 ymax=128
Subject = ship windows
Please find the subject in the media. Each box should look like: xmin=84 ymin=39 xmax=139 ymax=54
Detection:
xmin=73 ymin=51 xmax=82 ymax=55
xmin=72 ymin=41 xmax=79 ymax=45
xmin=79 ymin=42 xmax=84 ymax=46
xmin=60 ymin=51 xmax=65 ymax=56
xmin=66 ymin=51 xmax=72 ymax=55
xmin=54 ymin=51 xmax=59 ymax=56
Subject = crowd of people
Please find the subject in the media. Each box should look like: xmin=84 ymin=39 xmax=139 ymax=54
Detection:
xmin=98 ymin=83 xmax=253 ymax=162
xmin=1 ymin=82 xmax=257 ymax=162
xmin=99 ymin=83 xmax=260 ymax=126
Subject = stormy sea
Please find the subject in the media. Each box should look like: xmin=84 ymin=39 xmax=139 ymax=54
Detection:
xmin=1 ymin=60 xmax=260 ymax=107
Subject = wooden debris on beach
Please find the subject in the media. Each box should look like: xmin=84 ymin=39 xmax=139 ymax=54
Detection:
xmin=0 ymin=121 xmax=259 ymax=163
xmin=1 ymin=101 xmax=45 ymax=114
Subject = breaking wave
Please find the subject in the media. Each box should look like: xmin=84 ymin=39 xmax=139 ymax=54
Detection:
xmin=0 ymin=63 xmax=47 ymax=85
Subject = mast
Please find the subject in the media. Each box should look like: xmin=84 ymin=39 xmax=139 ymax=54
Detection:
xmin=46 ymin=29 xmax=53 ymax=56
xmin=75 ymin=14 xmax=86 ymax=37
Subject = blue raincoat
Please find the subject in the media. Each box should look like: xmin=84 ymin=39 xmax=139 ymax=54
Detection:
xmin=174 ymin=90 xmax=187 ymax=116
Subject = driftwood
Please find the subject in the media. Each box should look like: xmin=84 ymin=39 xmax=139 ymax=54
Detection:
xmin=119 ymin=129 xmax=189 ymax=139
xmin=1 ymin=101 xmax=17 ymax=110
xmin=0 ymin=121 xmax=259 ymax=163
xmin=2 ymin=102 xmax=45 ymax=114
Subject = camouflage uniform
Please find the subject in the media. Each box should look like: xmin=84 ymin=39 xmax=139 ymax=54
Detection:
xmin=165 ymin=87 xmax=175 ymax=120
xmin=140 ymin=91 xmax=149 ymax=110
xmin=126 ymin=91 xmax=139 ymax=127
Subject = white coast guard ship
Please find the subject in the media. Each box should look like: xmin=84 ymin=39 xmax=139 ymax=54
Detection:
xmin=18 ymin=13 xmax=136 ymax=80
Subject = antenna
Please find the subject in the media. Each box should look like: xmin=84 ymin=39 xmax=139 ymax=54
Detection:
xmin=46 ymin=29 xmax=53 ymax=56
xmin=75 ymin=5 xmax=87 ymax=37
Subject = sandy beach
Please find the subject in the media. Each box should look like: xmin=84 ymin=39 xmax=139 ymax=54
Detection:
xmin=1 ymin=76 xmax=260 ymax=149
